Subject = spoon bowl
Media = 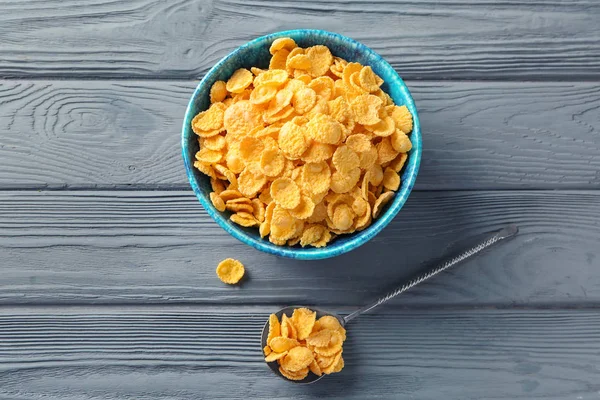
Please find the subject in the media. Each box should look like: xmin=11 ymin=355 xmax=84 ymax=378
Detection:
xmin=261 ymin=306 xmax=344 ymax=384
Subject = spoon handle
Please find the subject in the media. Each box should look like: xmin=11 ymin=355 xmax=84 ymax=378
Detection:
xmin=342 ymin=224 xmax=518 ymax=324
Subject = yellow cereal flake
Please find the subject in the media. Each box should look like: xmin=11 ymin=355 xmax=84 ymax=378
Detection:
xmin=216 ymin=258 xmax=245 ymax=284
xmin=358 ymin=66 xmax=381 ymax=93
xmin=250 ymin=84 xmax=278 ymax=105
xmin=267 ymin=314 xmax=281 ymax=346
xmin=300 ymin=224 xmax=327 ymax=247
xmin=223 ymin=100 xmax=262 ymax=136
xmin=291 ymin=308 xmax=317 ymax=340
xmin=301 ymin=161 xmax=331 ymax=194
xmin=192 ymin=102 xmax=226 ymax=133
xmin=226 ymin=68 xmax=253 ymax=93
xmin=270 ymin=206 xmax=297 ymax=240
xmin=270 ymin=336 xmax=299 ymax=353
xmin=270 ymin=177 xmax=302 ymax=210
xmin=292 ymin=87 xmax=317 ymax=114
xmin=345 ymin=133 xmax=371 ymax=153
xmin=270 ymin=37 xmax=297 ymax=55
xmin=332 ymin=145 xmax=360 ymax=173
xmin=308 ymin=76 xmax=335 ymax=100
xmin=209 ymin=192 xmax=226 ymax=212
xmin=190 ymin=37 xmax=415 ymax=248
xmin=238 ymin=167 xmax=267 ymax=197
xmin=279 ymin=365 xmax=309 ymax=381
xmin=281 ymin=346 xmax=314 ymax=373
xmin=263 ymin=345 xmax=272 ymax=356
xmin=265 ymin=351 xmax=288 ymax=363
xmin=391 ymin=105 xmax=413 ymax=133
xmin=239 ymin=136 xmax=265 ymax=163
xmin=289 ymin=195 xmax=315 ymax=220
xmin=287 ymin=53 xmax=311 ymax=70
xmin=377 ymin=137 xmax=399 ymax=164
xmin=281 ymin=314 xmax=298 ymax=339
xmin=389 ymin=152 xmax=408 ymax=173
xmin=373 ymin=191 xmax=394 ymax=218
xmin=210 ymin=80 xmax=228 ymax=103
xmin=330 ymin=168 xmax=360 ymax=194
xmin=366 ymin=115 xmax=395 ymax=137
xmin=230 ymin=212 xmax=259 ymax=227
xmin=350 ymin=94 xmax=383 ymax=125
xmin=382 ymin=167 xmax=401 ymax=191
xmin=278 ymin=121 xmax=309 ymax=159
xmin=306 ymin=113 xmax=343 ymax=144
xmin=301 ymin=142 xmax=335 ymax=163
xmin=195 ymin=148 xmax=223 ymax=164
xmin=254 ymin=69 xmax=289 ymax=88
xmin=391 ymin=129 xmax=413 ymax=153
xmin=269 ymin=48 xmax=290 ymax=70
xmin=306 ymin=45 xmax=333 ymax=77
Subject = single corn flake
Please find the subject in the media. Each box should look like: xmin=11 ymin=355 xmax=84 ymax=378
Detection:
xmin=350 ymin=94 xmax=383 ymax=125
xmin=281 ymin=314 xmax=298 ymax=339
xmin=267 ymin=314 xmax=281 ymax=346
xmin=250 ymin=84 xmax=278 ymax=105
xmin=291 ymin=308 xmax=317 ymax=340
xmin=358 ymin=66 xmax=381 ymax=93
xmin=373 ymin=191 xmax=394 ymax=218
xmin=332 ymin=145 xmax=360 ymax=173
xmin=345 ymin=133 xmax=371 ymax=153
xmin=279 ymin=365 xmax=309 ymax=381
xmin=270 ymin=336 xmax=299 ymax=353
xmin=269 ymin=48 xmax=290 ymax=70
xmin=270 ymin=178 xmax=302 ymax=210
xmin=306 ymin=113 xmax=343 ymax=144
xmin=216 ymin=258 xmax=245 ymax=284
xmin=226 ymin=68 xmax=253 ymax=93
xmin=300 ymin=224 xmax=327 ymax=247
xmin=270 ymin=37 xmax=297 ymax=55
xmin=209 ymin=192 xmax=226 ymax=212
xmin=192 ymin=103 xmax=226 ymax=132
xmin=210 ymin=80 xmax=228 ymax=103
xmin=292 ymin=87 xmax=317 ymax=114
xmin=280 ymin=346 xmax=314 ymax=372
xmin=391 ymin=129 xmax=413 ymax=153
xmin=301 ymin=161 xmax=331 ymax=194
xmin=391 ymin=105 xmax=413 ymax=133
xmin=223 ymin=100 xmax=262 ymax=136
xmin=278 ymin=121 xmax=309 ymax=159
xmin=289 ymin=195 xmax=316 ymax=220
xmin=382 ymin=167 xmax=401 ymax=191
xmin=238 ymin=167 xmax=267 ymax=198
xmin=306 ymin=45 xmax=333 ymax=77
xmin=265 ymin=351 xmax=288 ymax=362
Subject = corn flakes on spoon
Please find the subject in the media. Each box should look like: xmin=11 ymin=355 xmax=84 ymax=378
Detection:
xmin=261 ymin=224 xmax=518 ymax=383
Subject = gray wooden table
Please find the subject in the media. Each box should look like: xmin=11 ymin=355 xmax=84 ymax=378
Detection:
xmin=1 ymin=1 xmax=599 ymax=399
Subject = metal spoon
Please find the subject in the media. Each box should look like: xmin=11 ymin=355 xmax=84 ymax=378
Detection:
xmin=261 ymin=224 xmax=518 ymax=383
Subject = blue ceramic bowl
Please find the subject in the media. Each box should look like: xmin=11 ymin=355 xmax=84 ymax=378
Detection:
xmin=182 ymin=29 xmax=421 ymax=260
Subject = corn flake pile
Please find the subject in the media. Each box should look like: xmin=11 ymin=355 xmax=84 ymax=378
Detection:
xmin=192 ymin=37 xmax=414 ymax=247
xmin=264 ymin=308 xmax=346 ymax=380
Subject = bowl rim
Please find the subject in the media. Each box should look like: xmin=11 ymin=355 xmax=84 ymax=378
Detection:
xmin=182 ymin=29 xmax=421 ymax=260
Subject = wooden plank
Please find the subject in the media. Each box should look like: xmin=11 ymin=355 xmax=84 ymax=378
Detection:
xmin=0 ymin=306 xmax=599 ymax=399
xmin=0 ymin=0 xmax=598 ymax=79
xmin=1 ymin=190 xmax=599 ymax=306
xmin=1 ymin=80 xmax=599 ymax=190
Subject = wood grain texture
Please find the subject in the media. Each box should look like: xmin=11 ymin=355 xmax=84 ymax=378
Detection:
xmin=1 ymin=80 xmax=599 ymax=190
xmin=1 ymin=190 xmax=599 ymax=306
xmin=1 ymin=306 xmax=599 ymax=400
xmin=0 ymin=0 xmax=599 ymax=79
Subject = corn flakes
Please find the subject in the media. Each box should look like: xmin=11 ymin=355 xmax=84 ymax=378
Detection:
xmin=191 ymin=37 xmax=415 ymax=247
xmin=264 ymin=310 xmax=346 ymax=380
